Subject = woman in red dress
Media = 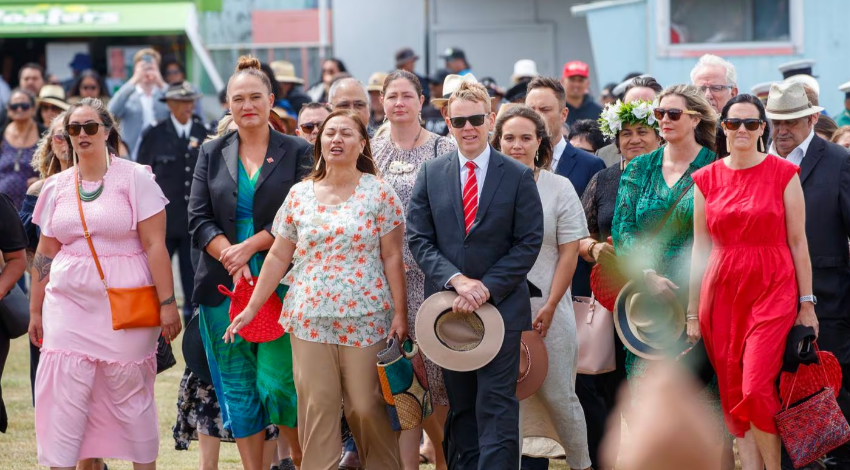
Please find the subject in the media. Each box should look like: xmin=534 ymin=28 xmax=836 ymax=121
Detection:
xmin=688 ymin=94 xmax=818 ymax=470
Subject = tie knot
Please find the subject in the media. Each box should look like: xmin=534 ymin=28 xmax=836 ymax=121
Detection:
xmin=466 ymin=161 xmax=477 ymax=171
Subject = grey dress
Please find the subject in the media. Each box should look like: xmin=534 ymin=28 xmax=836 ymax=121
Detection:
xmin=520 ymin=170 xmax=591 ymax=469
xmin=373 ymin=132 xmax=456 ymax=406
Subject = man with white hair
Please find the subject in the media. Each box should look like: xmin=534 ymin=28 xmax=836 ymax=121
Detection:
xmin=690 ymin=54 xmax=738 ymax=114
xmin=328 ymin=77 xmax=371 ymax=133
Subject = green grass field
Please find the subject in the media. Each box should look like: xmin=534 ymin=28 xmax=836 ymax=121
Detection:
xmin=1 ymin=335 xmax=572 ymax=469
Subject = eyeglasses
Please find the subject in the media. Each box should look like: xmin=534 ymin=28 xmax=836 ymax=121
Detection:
xmin=449 ymin=114 xmax=487 ymax=129
xmin=653 ymin=108 xmax=700 ymax=121
xmin=697 ymin=84 xmax=734 ymax=94
xmin=66 ymin=122 xmax=108 ymax=136
xmin=51 ymin=134 xmax=66 ymax=142
xmin=8 ymin=102 xmax=32 ymax=112
xmin=723 ymin=118 xmax=764 ymax=131
xmin=299 ymin=121 xmax=323 ymax=133
xmin=81 ymin=85 xmax=98 ymax=91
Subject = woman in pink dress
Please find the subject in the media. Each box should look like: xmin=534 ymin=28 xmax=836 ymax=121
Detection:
xmin=28 ymin=97 xmax=182 ymax=469
xmin=688 ymin=94 xmax=817 ymax=470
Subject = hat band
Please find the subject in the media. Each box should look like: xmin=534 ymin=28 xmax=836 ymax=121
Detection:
xmin=766 ymin=102 xmax=813 ymax=115
xmin=42 ymin=95 xmax=64 ymax=102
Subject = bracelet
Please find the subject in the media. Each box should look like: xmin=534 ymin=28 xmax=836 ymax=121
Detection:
xmin=160 ymin=294 xmax=176 ymax=306
xmin=587 ymin=240 xmax=599 ymax=259
xmin=686 ymin=315 xmax=698 ymax=320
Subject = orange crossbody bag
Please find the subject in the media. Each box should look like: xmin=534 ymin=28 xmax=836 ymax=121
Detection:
xmin=75 ymin=171 xmax=161 ymax=330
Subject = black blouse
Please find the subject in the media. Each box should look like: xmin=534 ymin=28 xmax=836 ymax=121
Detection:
xmin=0 ymin=192 xmax=28 ymax=252
xmin=581 ymin=164 xmax=623 ymax=243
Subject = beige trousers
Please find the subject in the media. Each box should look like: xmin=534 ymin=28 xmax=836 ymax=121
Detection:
xmin=291 ymin=336 xmax=402 ymax=470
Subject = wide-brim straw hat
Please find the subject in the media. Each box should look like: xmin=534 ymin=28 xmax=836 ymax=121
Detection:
xmin=415 ymin=291 xmax=505 ymax=372
xmin=270 ymin=60 xmax=304 ymax=85
xmin=516 ymin=330 xmax=548 ymax=400
xmin=613 ymin=281 xmax=686 ymax=360
xmin=37 ymin=85 xmax=69 ymax=110
xmin=431 ymin=73 xmax=478 ymax=108
xmin=765 ymin=81 xmax=824 ymax=120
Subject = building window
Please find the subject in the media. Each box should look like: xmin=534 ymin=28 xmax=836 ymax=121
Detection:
xmin=657 ymin=0 xmax=803 ymax=57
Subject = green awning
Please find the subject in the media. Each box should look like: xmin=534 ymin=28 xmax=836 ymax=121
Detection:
xmin=0 ymin=2 xmax=193 ymax=37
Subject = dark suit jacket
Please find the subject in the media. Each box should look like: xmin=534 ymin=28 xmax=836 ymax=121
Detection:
xmin=136 ymin=115 xmax=208 ymax=239
xmin=188 ymin=129 xmax=313 ymax=306
xmin=798 ymin=137 xmax=850 ymax=361
xmin=407 ymin=147 xmax=544 ymax=331
xmin=554 ymin=141 xmax=605 ymax=297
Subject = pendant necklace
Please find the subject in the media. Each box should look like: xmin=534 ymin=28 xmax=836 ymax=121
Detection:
xmin=389 ymin=126 xmax=422 ymax=174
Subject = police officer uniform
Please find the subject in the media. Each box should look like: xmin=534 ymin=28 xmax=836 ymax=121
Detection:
xmin=835 ymin=80 xmax=850 ymax=127
xmin=137 ymin=82 xmax=207 ymax=322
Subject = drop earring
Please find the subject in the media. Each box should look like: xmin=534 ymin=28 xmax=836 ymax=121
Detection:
xmin=758 ymin=137 xmax=764 ymax=153
xmin=315 ymin=154 xmax=323 ymax=171
xmin=726 ymin=137 xmax=732 ymax=153
xmin=105 ymin=144 xmax=110 ymax=169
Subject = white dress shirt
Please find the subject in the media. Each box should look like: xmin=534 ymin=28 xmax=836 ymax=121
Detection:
xmin=458 ymin=144 xmax=491 ymax=200
xmin=551 ymin=137 xmax=567 ymax=171
xmin=769 ymin=129 xmax=815 ymax=166
xmin=170 ymin=114 xmax=193 ymax=139
xmin=137 ymin=85 xmax=157 ymax=131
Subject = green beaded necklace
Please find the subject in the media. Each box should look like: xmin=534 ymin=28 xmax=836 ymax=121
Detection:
xmin=78 ymin=173 xmax=105 ymax=202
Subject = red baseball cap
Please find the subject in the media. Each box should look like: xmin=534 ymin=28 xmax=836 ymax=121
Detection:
xmin=562 ymin=61 xmax=589 ymax=78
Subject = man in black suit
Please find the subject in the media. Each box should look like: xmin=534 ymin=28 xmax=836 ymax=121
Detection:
xmin=767 ymin=82 xmax=850 ymax=470
xmin=137 ymin=81 xmax=208 ymax=324
xmin=526 ymin=76 xmax=606 ymax=470
xmin=407 ymin=81 xmax=544 ymax=470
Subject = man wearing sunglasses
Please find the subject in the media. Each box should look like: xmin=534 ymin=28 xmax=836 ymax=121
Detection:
xmin=407 ymin=81 xmax=543 ymax=469
xmin=765 ymin=81 xmax=850 ymax=470
xmin=295 ymin=102 xmax=330 ymax=145
xmin=136 ymin=81 xmax=207 ymax=325
xmin=690 ymin=54 xmax=738 ymax=114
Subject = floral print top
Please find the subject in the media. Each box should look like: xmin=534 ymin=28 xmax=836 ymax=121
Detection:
xmin=272 ymin=173 xmax=405 ymax=347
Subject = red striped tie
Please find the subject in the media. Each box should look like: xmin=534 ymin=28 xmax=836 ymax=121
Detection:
xmin=463 ymin=161 xmax=478 ymax=234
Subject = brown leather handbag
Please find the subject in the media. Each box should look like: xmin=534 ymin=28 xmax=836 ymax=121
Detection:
xmin=75 ymin=171 xmax=161 ymax=330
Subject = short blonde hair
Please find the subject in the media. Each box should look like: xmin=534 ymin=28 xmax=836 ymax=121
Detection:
xmin=831 ymin=126 xmax=850 ymax=144
xmin=447 ymin=82 xmax=491 ymax=115
xmin=133 ymin=48 xmax=161 ymax=66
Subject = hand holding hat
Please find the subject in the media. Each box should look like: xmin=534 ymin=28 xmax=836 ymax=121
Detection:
xmin=449 ymin=275 xmax=490 ymax=314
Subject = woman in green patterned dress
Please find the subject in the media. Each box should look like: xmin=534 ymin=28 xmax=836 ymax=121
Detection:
xmin=612 ymin=85 xmax=734 ymax=467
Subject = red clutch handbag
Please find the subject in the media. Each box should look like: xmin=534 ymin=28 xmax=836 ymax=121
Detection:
xmin=589 ymin=261 xmax=626 ymax=312
xmin=218 ymin=277 xmax=284 ymax=343
xmin=775 ymin=345 xmax=850 ymax=469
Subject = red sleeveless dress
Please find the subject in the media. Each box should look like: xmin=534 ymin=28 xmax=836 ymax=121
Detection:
xmin=692 ymin=154 xmax=799 ymax=437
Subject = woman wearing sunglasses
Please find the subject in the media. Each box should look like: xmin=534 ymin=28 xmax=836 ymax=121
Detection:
xmin=688 ymin=94 xmax=815 ymax=470
xmin=69 ymin=70 xmax=111 ymax=105
xmin=611 ymin=85 xmax=733 ymax=458
xmin=370 ymin=69 xmax=455 ymax=470
xmin=28 ymin=97 xmax=181 ymax=469
xmin=0 ymin=88 xmax=44 ymax=210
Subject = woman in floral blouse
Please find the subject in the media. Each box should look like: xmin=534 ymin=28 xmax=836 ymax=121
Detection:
xmin=226 ymin=109 xmax=407 ymax=469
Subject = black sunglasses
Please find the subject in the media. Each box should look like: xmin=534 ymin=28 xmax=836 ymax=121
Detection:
xmin=723 ymin=118 xmax=764 ymax=131
xmin=299 ymin=121 xmax=323 ymax=133
xmin=449 ymin=114 xmax=486 ymax=129
xmin=81 ymin=85 xmax=99 ymax=91
xmin=8 ymin=102 xmax=32 ymax=112
xmin=66 ymin=122 xmax=108 ymax=136
xmin=653 ymin=108 xmax=699 ymax=121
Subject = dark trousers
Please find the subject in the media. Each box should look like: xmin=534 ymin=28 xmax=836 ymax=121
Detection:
xmin=443 ymin=330 xmax=522 ymax=470
xmin=0 ymin=325 xmax=9 ymax=432
xmin=166 ymin=236 xmax=195 ymax=324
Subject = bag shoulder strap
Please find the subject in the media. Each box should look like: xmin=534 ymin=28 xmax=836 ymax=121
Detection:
xmin=74 ymin=170 xmax=107 ymax=289
xmin=646 ymin=179 xmax=695 ymax=243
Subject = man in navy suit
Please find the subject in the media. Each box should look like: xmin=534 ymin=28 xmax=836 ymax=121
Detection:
xmin=408 ymin=81 xmax=543 ymax=469
xmin=525 ymin=76 xmax=606 ymax=470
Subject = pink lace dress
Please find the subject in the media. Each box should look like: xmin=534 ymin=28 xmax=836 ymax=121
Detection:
xmin=32 ymin=157 xmax=168 ymax=467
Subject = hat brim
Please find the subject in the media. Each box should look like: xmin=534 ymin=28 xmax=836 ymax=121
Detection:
xmin=765 ymin=105 xmax=824 ymax=121
xmin=366 ymin=85 xmax=383 ymax=92
xmin=159 ymin=94 xmax=202 ymax=103
xmin=431 ymin=98 xmax=448 ymax=108
xmin=38 ymin=98 xmax=69 ymax=110
xmin=415 ymin=291 xmax=505 ymax=372
xmin=182 ymin=314 xmax=213 ymax=384
xmin=516 ymin=330 xmax=548 ymax=401
xmin=613 ymin=281 xmax=685 ymax=361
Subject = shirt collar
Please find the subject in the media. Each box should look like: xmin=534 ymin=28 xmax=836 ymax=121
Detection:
xmin=769 ymin=129 xmax=815 ymax=159
xmin=458 ymin=144 xmax=491 ymax=171
xmin=551 ymin=137 xmax=567 ymax=170
xmin=170 ymin=114 xmax=193 ymax=137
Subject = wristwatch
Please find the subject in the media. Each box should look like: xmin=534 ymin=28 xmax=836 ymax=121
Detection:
xmin=800 ymin=295 xmax=817 ymax=305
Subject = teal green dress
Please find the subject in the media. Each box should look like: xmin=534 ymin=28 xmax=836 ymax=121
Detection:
xmin=198 ymin=160 xmax=297 ymax=438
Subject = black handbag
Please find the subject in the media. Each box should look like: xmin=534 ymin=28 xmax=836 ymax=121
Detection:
xmin=156 ymin=335 xmax=177 ymax=374
xmin=0 ymin=284 xmax=29 ymax=339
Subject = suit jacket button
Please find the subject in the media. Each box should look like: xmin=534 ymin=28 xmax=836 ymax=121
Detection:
xmin=184 ymin=195 xmax=189 ymax=201
xmin=232 ymin=190 xmax=237 ymax=196
xmin=185 ymin=166 xmax=191 ymax=172
xmin=185 ymin=181 xmax=190 ymax=187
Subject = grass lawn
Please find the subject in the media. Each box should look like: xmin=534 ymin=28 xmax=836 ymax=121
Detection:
xmin=1 ymin=335 xmax=571 ymax=469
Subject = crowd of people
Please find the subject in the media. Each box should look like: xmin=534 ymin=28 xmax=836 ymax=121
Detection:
xmin=0 ymin=43 xmax=849 ymax=470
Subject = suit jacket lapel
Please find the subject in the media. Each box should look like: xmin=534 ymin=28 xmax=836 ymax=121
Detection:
xmin=222 ymin=132 xmax=239 ymax=184
xmin=255 ymin=131 xmax=287 ymax=191
xmin=799 ymin=137 xmax=824 ymax=184
xmin=446 ymin=152 xmax=465 ymax=234
xmin=467 ymin=148 xmax=505 ymax=238
xmin=555 ymin=143 xmax=577 ymax=178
